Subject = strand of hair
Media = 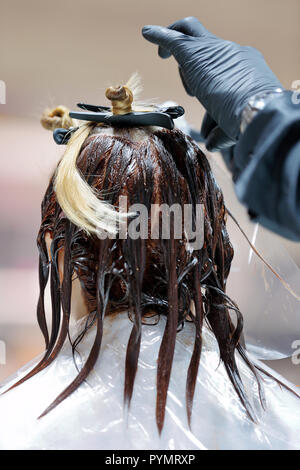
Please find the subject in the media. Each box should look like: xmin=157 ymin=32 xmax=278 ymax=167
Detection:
xmin=38 ymin=242 xmax=105 ymax=419
xmin=227 ymin=208 xmax=300 ymax=302
xmin=186 ymin=263 xmax=204 ymax=428
xmin=156 ymin=231 xmax=179 ymax=434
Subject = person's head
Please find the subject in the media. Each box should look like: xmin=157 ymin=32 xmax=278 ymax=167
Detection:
xmin=12 ymin=78 xmax=261 ymax=431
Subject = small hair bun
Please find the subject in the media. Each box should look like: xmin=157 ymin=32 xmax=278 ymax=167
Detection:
xmin=105 ymin=85 xmax=133 ymax=115
xmin=41 ymin=105 xmax=74 ymax=131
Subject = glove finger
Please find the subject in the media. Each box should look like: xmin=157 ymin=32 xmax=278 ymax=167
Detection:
xmin=158 ymin=17 xmax=208 ymax=59
xmin=167 ymin=16 xmax=208 ymax=37
xmin=200 ymin=112 xmax=218 ymax=140
xmin=158 ymin=45 xmax=173 ymax=59
xmin=178 ymin=66 xmax=195 ymax=97
xmin=142 ymin=25 xmax=185 ymax=59
xmin=205 ymin=126 xmax=236 ymax=152
xmin=220 ymin=145 xmax=235 ymax=172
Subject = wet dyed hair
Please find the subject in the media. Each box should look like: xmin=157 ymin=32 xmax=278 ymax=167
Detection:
xmin=6 ymin=82 xmax=298 ymax=432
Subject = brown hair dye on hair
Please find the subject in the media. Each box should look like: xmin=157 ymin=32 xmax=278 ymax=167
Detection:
xmin=6 ymin=125 xmax=298 ymax=432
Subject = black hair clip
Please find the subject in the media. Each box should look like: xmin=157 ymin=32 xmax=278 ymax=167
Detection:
xmin=77 ymin=103 xmax=111 ymax=113
xmin=53 ymin=104 xmax=185 ymax=145
xmin=158 ymin=105 xmax=185 ymax=119
xmin=70 ymin=103 xmax=184 ymax=130
xmin=53 ymin=126 xmax=79 ymax=145
xmin=75 ymin=102 xmax=184 ymax=120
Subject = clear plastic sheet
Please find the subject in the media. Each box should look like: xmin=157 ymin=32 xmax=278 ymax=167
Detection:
xmin=0 ymin=312 xmax=299 ymax=450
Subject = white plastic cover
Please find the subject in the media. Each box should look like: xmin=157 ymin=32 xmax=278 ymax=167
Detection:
xmin=0 ymin=312 xmax=299 ymax=450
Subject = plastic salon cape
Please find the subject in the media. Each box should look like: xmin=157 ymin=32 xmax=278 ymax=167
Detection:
xmin=0 ymin=311 xmax=299 ymax=450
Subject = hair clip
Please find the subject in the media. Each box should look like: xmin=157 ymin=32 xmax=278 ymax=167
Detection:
xmin=77 ymin=103 xmax=111 ymax=113
xmin=51 ymin=81 xmax=185 ymax=144
xmin=53 ymin=126 xmax=79 ymax=145
xmin=76 ymin=102 xmax=184 ymax=119
xmin=158 ymin=105 xmax=185 ymax=119
xmin=68 ymin=104 xmax=185 ymax=131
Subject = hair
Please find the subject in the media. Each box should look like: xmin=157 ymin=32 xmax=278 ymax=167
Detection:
xmin=5 ymin=77 xmax=299 ymax=433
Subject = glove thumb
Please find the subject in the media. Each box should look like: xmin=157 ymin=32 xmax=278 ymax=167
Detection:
xmin=142 ymin=25 xmax=184 ymax=56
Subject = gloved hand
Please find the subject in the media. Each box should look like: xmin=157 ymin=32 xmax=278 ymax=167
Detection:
xmin=142 ymin=17 xmax=283 ymax=151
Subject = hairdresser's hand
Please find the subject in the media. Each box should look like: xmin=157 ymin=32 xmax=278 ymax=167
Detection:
xmin=142 ymin=17 xmax=283 ymax=150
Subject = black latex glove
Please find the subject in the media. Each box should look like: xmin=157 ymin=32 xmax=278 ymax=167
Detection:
xmin=142 ymin=17 xmax=283 ymax=151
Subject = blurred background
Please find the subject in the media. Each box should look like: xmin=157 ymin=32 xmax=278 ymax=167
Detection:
xmin=0 ymin=0 xmax=299 ymax=383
